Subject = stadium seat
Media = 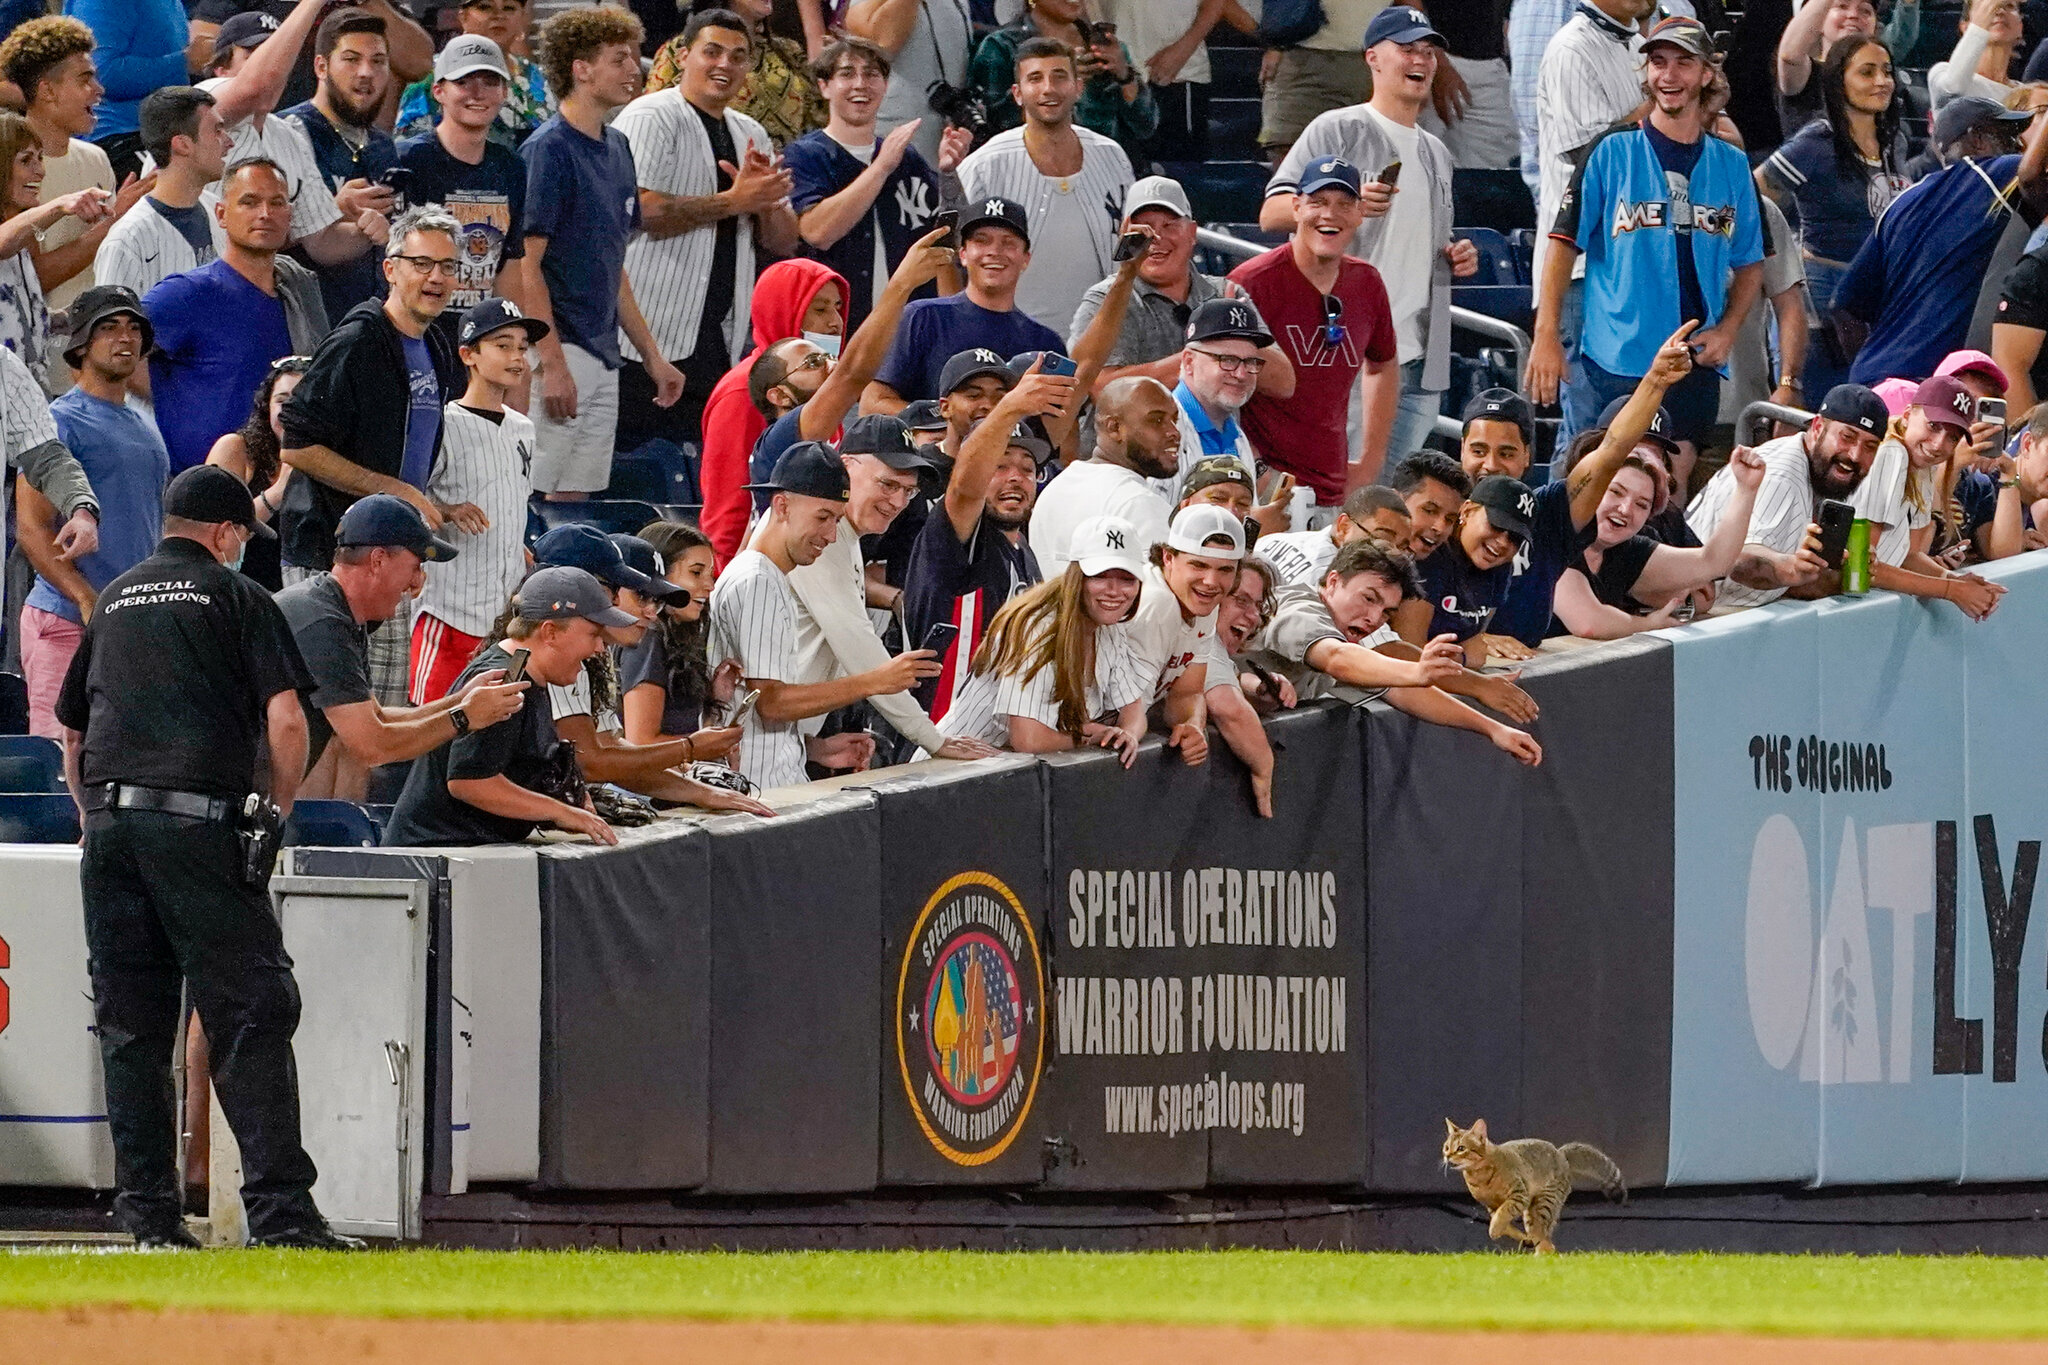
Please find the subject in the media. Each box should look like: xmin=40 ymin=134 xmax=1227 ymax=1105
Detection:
xmin=0 ymin=672 xmax=25 ymax=735
xmin=0 ymin=793 xmax=79 ymax=844
xmin=283 ymin=799 xmax=384 ymax=848
xmin=1455 ymin=226 xmax=1521 ymax=286
xmin=602 ymin=451 xmax=669 ymax=504
xmin=1451 ymin=284 xmax=1534 ymax=332
xmin=527 ymin=497 xmax=667 ymax=539
xmin=1506 ymin=229 xmax=1537 ymax=283
xmin=0 ymin=735 xmax=64 ymax=793
xmin=1164 ymin=160 xmax=1272 ymax=225
xmin=1451 ymin=168 xmax=1536 ymax=233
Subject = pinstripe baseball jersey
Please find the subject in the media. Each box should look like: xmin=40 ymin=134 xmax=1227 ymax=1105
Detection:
xmin=933 ymin=620 xmax=1146 ymax=750
xmin=1686 ymin=430 xmax=1813 ymax=610
xmin=956 ymin=127 xmax=1132 ymax=337
xmin=707 ymin=548 xmax=809 ymax=789
xmin=612 ymin=89 xmax=771 ymax=364
xmin=418 ymin=403 xmax=535 ymax=638
xmin=1533 ymin=6 xmax=1643 ymax=284
xmin=95 ymin=196 xmax=221 ymax=301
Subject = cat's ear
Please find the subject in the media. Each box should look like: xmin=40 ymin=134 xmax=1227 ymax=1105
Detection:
xmin=1471 ymin=1117 xmax=1488 ymax=1138
xmin=1445 ymin=1117 xmax=1460 ymax=1135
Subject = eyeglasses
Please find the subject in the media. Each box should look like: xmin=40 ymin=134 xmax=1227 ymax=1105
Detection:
xmin=1187 ymin=346 xmax=1267 ymax=375
xmin=392 ymin=254 xmax=460 ymax=277
xmin=1320 ymin=293 xmax=1347 ymax=348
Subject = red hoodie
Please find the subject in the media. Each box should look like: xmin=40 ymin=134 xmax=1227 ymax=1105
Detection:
xmin=699 ymin=258 xmax=848 ymax=568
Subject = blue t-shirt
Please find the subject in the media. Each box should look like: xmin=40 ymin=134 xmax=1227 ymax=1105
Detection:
xmin=519 ymin=114 xmax=640 ymax=368
xmin=1955 ymin=468 xmax=2034 ymax=542
xmin=25 ymin=389 xmax=171 ymax=624
xmin=872 ymin=293 xmax=1063 ymax=402
xmin=1641 ymin=122 xmax=1707 ymax=327
xmin=1490 ymin=480 xmax=1594 ymax=647
xmin=782 ymin=129 xmax=941 ymax=334
xmin=1760 ymin=120 xmax=1906 ymax=265
xmin=1837 ymin=153 xmax=2024 ymax=386
xmin=156 ymin=199 xmax=213 ymax=258
xmin=283 ymin=101 xmax=397 ymax=322
xmin=400 ymin=334 xmax=440 ymax=489
xmin=1416 ymin=536 xmax=1511 ymax=643
xmin=144 ymin=258 xmax=295 ymax=473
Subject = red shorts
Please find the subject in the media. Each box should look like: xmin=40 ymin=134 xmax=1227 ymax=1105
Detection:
xmin=410 ymin=613 xmax=484 ymax=705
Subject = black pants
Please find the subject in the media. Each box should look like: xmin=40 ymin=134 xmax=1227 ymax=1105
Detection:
xmin=616 ymin=340 xmax=728 ymax=455
xmin=79 ymin=809 xmax=320 ymax=1239
xmin=1148 ymin=81 xmax=1211 ymax=162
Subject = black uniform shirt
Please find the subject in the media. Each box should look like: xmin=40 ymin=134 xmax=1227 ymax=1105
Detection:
xmin=382 ymin=643 xmax=561 ymax=847
xmin=274 ymin=571 xmax=374 ymax=772
xmin=55 ymin=536 xmax=313 ymax=799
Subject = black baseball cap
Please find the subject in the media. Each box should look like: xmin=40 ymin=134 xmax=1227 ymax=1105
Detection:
xmin=164 ymin=464 xmax=275 ymax=538
xmin=459 ymin=297 xmax=548 ymax=348
xmin=938 ymin=347 xmax=1014 ymax=396
xmin=746 ymin=439 xmax=852 ymax=501
xmin=1186 ymin=297 xmax=1273 ymax=347
xmin=959 ymin=196 xmax=1030 ymax=248
xmin=517 ymin=566 xmax=639 ymax=629
xmin=1004 ymin=419 xmax=1054 ymax=467
xmin=213 ymin=11 xmax=280 ymax=64
xmin=533 ymin=523 xmax=665 ymax=596
xmin=1816 ymin=382 xmax=1891 ymax=437
xmin=335 ymin=493 xmax=458 ymax=561
xmin=61 ymin=284 xmax=152 ymax=367
xmin=840 ymin=413 xmax=935 ymax=470
xmin=1469 ymin=474 xmax=1536 ymax=544
xmin=1931 ymin=94 xmax=2031 ymax=149
xmin=898 ymin=399 xmax=948 ymax=432
xmin=1595 ymin=394 xmax=1679 ymax=454
xmin=1462 ymin=387 xmax=1535 ymax=443
xmin=606 ymin=533 xmax=690 ymax=605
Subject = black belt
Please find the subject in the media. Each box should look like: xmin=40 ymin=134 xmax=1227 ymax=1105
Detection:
xmin=84 ymin=783 xmax=237 ymax=823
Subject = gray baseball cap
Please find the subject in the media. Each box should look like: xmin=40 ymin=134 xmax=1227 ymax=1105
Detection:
xmin=434 ymin=33 xmax=510 ymax=83
xmin=517 ymin=566 xmax=639 ymax=628
xmin=1124 ymin=175 xmax=1192 ymax=220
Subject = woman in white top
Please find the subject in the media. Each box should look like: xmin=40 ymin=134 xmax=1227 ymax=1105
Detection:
xmin=1930 ymin=0 xmax=2024 ymax=108
xmin=0 ymin=111 xmax=109 ymax=388
xmin=935 ymin=513 xmax=1149 ymax=762
xmin=1849 ymin=380 xmax=2007 ymax=618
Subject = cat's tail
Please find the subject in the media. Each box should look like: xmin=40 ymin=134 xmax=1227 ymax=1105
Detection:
xmin=1559 ymin=1143 xmax=1628 ymax=1203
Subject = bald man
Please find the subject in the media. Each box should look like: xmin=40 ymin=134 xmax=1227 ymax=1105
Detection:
xmin=1029 ymin=376 xmax=1186 ymax=576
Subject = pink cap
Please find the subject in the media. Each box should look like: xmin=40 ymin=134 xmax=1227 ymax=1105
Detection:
xmin=1871 ymin=377 xmax=1918 ymax=417
xmin=1934 ymin=349 xmax=2008 ymax=391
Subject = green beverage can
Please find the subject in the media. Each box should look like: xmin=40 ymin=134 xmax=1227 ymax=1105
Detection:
xmin=1843 ymin=517 xmax=1872 ymax=596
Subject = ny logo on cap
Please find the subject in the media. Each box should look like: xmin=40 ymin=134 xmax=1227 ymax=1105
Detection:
xmin=1230 ymin=305 xmax=1250 ymax=327
xmin=973 ymin=348 xmax=1001 ymax=364
xmin=983 ymin=199 xmax=1006 ymax=216
xmin=1517 ymin=492 xmax=1536 ymax=518
xmin=500 ymin=300 xmax=525 ymax=318
xmin=256 ymin=13 xmax=279 ymax=27
xmin=1953 ymin=391 xmax=1973 ymax=416
xmin=1106 ymin=528 xmax=1126 ymax=549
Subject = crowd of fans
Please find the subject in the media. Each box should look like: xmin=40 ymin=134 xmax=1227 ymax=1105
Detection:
xmin=14 ymin=0 xmax=2048 ymax=846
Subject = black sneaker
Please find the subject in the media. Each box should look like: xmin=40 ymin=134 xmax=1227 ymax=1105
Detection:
xmin=252 ymin=1223 xmax=367 ymax=1251
xmin=131 ymin=1222 xmax=202 ymax=1250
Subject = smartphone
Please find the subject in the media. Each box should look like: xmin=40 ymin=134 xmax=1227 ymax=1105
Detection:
xmin=1816 ymin=498 xmax=1855 ymax=570
xmin=1977 ymin=396 xmax=2008 ymax=427
xmin=727 ymin=687 xmax=760 ymax=727
xmin=1377 ymin=160 xmax=1402 ymax=187
xmin=931 ymin=208 xmax=959 ymax=250
xmin=1112 ymin=228 xmax=1151 ymax=263
xmin=502 ymin=648 xmax=530 ymax=686
xmin=919 ymin=621 xmax=961 ymax=657
xmin=1034 ymin=351 xmax=1079 ymax=378
xmin=377 ymin=165 xmax=415 ymax=195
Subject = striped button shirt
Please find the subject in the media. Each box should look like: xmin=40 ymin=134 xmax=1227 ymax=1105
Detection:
xmin=956 ymin=127 xmax=1132 ymax=338
xmin=1686 ymin=430 xmax=1814 ymax=610
xmin=1533 ymin=6 xmax=1644 ymax=285
xmin=934 ymin=621 xmax=1147 ymax=750
xmin=611 ymin=89 xmax=771 ymax=364
xmin=419 ymin=403 xmax=535 ymax=639
xmin=707 ymin=548 xmax=810 ymax=790
xmin=95 ymin=197 xmax=221 ymax=302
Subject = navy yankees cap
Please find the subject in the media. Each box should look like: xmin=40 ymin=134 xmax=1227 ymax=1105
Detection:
xmin=336 ymin=493 xmax=458 ymax=560
xmin=746 ymin=440 xmax=853 ymax=502
xmin=959 ymin=196 xmax=1030 ymax=248
xmin=1362 ymin=5 xmax=1445 ymax=49
xmin=1469 ymin=475 xmax=1536 ymax=544
xmin=1462 ymin=387 xmax=1535 ymax=443
xmin=164 ymin=464 xmax=275 ymax=539
xmin=212 ymin=11 xmax=279 ymax=65
xmin=459 ymin=297 xmax=548 ymax=348
xmin=939 ymin=347 xmax=1015 ymax=396
xmin=898 ymin=399 xmax=948 ymax=432
xmin=840 ymin=413 xmax=935 ymax=470
xmin=1816 ymin=383 xmax=1891 ymax=436
xmin=1186 ymin=297 xmax=1273 ymax=347
xmin=1596 ymin=394 xmax=1679 ymax=454
xmin=534 ymin=523 xmax=664 ymax=597
xmin=517 ymin=566 xmax=639 ymax=629
xmin=606 ymin=533 xmax=692 ymax=607
xmin=1297 ymin=155 xmax=1362 ymax=198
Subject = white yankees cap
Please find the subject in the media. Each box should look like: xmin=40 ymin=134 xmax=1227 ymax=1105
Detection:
xmin=1165 ymin=504 xmax=1247 ymax=561
xmin=1068 ymin=515 xmax=1147 ymax=578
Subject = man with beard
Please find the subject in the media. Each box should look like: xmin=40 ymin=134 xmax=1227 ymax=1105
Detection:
xmin=1163 ymin=297 xmax=1295 ymax=534
xmin=283 ymin=8 xmax=399 ymax=321
xmin=906 ymin=358 xmax=1075 ymax=722
xmin=1688 ymin=381 xmax=1885 ymax=608
xmin=1028 ymin=375 xmax=1180 ymax=578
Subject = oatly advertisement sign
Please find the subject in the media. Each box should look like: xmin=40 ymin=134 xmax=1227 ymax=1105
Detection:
xmin=1665 ymin=555 xmax=2048 ymax=1185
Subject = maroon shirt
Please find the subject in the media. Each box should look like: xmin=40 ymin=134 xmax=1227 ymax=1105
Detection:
xmin=1230 ymin=244 xmax=1398 ymax=503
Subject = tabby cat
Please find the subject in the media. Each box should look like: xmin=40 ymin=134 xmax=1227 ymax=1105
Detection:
xmin=1441 ymin=1118 xmax=1626 ymax=1254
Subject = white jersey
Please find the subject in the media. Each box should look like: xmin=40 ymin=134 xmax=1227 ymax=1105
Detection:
xmin=1532 ymin=10 xmax=1643 ymax=284
xmin=1117 ymin=568 xmax=1233 ymax=703
xmin=956 ymin=126 xmax=1132 ymax=338
xmin=1028 ymin=458 xmax=1172 ymax=579
xmin=1257 ymin=529 xmax=1339 ymax=586
xmin=935 ymin=621 xmax=1147 ymax=750
xmin=706 ymin=548 xmax=809 ymax=790
xmin=95 ymin=196 xmax=221 ymax=301
xmin=1687 ymin=430 xmax=1814 ymax=610
xmin=193 ymin=81 xmax=343 ymax=244
xmin=611 ymin=89 xmax=768 ymax=363
xmin=419 ymin=403 xmax=535 ymax=638
xmin=1848 ymin=437 xmax=1937 ymax=568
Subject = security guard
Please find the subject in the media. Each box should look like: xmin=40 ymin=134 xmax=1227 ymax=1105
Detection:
xmin=55 ymin=465 xmax=357 ymax=1250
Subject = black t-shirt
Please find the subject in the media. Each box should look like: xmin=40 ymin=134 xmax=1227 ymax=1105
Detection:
xmin=55 ymin=536 xmax=313 ymax=799
xmin=1775 ymin=78 xmax=1824 ymax=144
xmin=1644 ymin=501 xmax=1702 ymax=548
xmin=274 ymin=571 xmax=374 ymax=771
xmin=1490 ymin=480 xmax=1595 ymax=647
xmin=383 ymin=643 xmax=562 ymax=846
xmin=1642 ymin=121 xmax=1708 ymax=327
xmin=903 ymin=505 xmax=1039 ymax=711
xmin=1576 ymin=534 xmax=1660 ymax=611
xmin=395 ymin=132 xmax=529 ymax=352
xmin=1426 ymin=0 xmax=1508 ymax=61
xmin=617 ymin=628 xmax=703 ymax=738
xmin=1415 ymin=536 xmax=1511 ymax=642
xmin=692 ymin=100 xmax=739 ymax=370
xmin=1997 ymin=246 xmax=2048 ymax=405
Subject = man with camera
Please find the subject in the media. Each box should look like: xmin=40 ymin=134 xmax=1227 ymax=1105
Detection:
xmin=57 ymin=464 xmax=354 ymax=1250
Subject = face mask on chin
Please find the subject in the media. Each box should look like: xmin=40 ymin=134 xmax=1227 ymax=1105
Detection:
xmin=803 ymin=330 xmax=843 ymax=358
xmin=224 ymin=538 xmax=246 ymax=572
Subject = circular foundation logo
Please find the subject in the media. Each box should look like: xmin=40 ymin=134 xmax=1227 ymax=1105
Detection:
xmin=896 ymin=871 xmax=1045 ymax=1166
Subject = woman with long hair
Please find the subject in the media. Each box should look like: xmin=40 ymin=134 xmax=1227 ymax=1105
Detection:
xmin=933 ymin=514 xmax=1149 ymax=762
xmin=0 ymin=109 xmax=109 ymax=388
xmin=205 ymin=354 xmax=309 ymax=591
xmin=1758 ymin=35 xmax=1906 ymax=397
xmin=619 ymin=519 xmax=744 ymax=764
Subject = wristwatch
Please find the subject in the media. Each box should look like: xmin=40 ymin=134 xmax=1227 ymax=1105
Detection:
xmin=450 ymin=705 xmax=471 ymax=736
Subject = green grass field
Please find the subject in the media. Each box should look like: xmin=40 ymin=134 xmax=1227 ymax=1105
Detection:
xmin=2 ymin=1249 xmax=2047 ymax=1339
